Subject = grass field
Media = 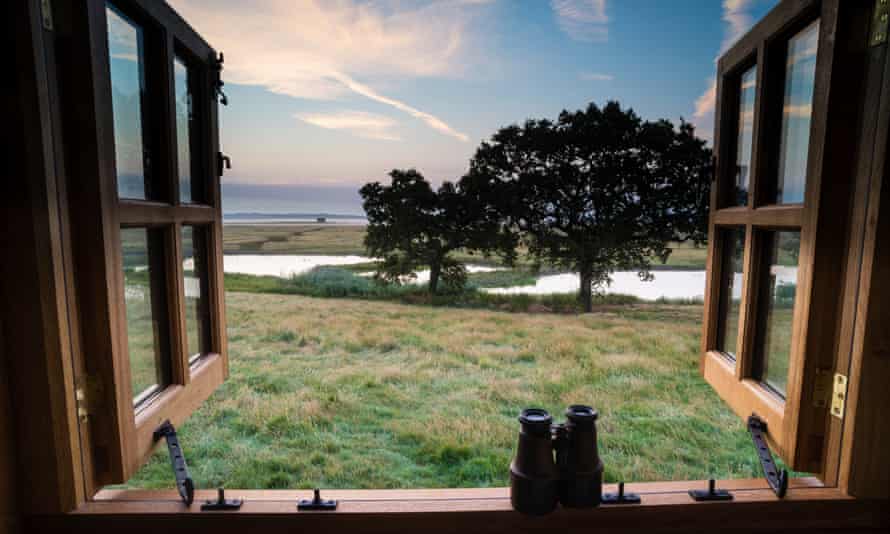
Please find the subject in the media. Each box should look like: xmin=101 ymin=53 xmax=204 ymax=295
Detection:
xmin=125 ymin=291 xmax=762 ymax=490
xmin=222 ymin=224 xmax=708 ymax=270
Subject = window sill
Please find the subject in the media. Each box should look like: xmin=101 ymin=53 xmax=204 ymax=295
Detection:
xmin=22 ymin=478 xmax=886 ymax=533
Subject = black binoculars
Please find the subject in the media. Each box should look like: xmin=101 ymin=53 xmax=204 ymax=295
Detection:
xmin=509 ymin=405 xmax=603 ymax=515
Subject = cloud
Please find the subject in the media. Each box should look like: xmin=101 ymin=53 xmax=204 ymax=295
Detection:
xmin=580 ymin=71 xmax=613 ymax=81
xmin=551 ymin=0 xmax=609 ymax=42
xmin=167 ymin=0 xmax=475 ymax=141
xmin=691 ymin=0 xmax=759 ymax=142
xmin=295 ymin=110 xmax=401 ymax=141
xmin=330 ymin=73 xmax=470 ymax=142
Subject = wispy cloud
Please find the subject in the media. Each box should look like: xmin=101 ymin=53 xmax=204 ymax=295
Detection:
xmin=167 ymin=0 xmax=476 ymax=142
xmin=692 ymin=0 xmax=760 ymax=141
xmin=551 ymin=0 xmax=609 ymax=42
xmin=295 ymin=110 xmax=401 ymax=141
xmin=580 ymin=71 xmax=613 ymax=81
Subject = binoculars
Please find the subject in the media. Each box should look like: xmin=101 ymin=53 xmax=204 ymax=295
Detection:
xmin=509 ymin=405 xmax=603 ymax=515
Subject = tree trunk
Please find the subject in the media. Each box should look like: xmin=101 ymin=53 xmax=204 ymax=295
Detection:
xmin=429 ymin=260 xmax=441 ymax=295
xmin=579 ymin=267 xmax=593 ymax=313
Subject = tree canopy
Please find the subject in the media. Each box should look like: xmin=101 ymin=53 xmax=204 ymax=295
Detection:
xmin=360 ymin=169 xmax=515 ymax=294
xmin=464 ymin=101 xmax=711 ymax=311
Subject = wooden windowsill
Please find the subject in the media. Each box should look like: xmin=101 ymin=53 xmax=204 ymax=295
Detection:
xmin=21 ymin=478 xmax=884 ymax=532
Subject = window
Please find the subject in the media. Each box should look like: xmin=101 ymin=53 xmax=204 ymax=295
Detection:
xmin=56 ymin=0 xmax=228 ymax=489
xmin=701 ymin=1 xmax=851 ymax=475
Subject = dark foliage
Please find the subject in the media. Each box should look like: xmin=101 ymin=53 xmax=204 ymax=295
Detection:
xmin=464 ymin=101 xmax=711 ymax=311
xmin=360 ymin=169 xmax=516 ymax=294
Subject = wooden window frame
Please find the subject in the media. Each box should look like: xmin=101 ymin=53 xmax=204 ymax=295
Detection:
xmin=53 ymin=0 xmax=228 ymax=493
xmin=701 ymin=0 xmax=887 ymax=481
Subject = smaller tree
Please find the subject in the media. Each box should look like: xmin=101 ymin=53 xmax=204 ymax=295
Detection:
xmin=360 ymin=169 xmax=512 ymax=294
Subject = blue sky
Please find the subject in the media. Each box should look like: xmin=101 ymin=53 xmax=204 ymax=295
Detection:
xmin=168 ymin=0 xmax=777 ymax=214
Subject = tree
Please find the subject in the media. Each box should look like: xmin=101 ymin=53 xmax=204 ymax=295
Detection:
xmin=360 ymin=169 xmax=515 ymax=294
xmin=464 ymin=101 xmax=711 ymax=312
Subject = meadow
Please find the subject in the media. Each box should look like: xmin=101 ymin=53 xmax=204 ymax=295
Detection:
xmin=126 ymin=290 xmax=764 ymax=489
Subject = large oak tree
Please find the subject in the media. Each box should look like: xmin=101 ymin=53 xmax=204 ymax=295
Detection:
xmin=464 ymin=101 xmax=711 ymax=311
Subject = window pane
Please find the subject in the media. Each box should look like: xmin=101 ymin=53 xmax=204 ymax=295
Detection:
xmin=174 ymin=57 xmax=195 ymax=203
xmin=717 ymin=228 xmax=746 ymax=358
xmin=182 ymin=226 xmax=210 ymax=364
xmin=107 ymin=4 xmax=150 ymax=200
xmin=121 ymin=228 xmax=169 ymax=404
xmin=756 ymin=231 xmax=800 ymax=396
xmin=775 ymin=20 xmax=819 ymax=204
xmin=730 ymin=67 xmax=756 ymax=207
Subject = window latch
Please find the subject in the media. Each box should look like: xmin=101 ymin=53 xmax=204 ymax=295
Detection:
xmin=747 ymin=415 xmax=788 ymax=499
xmin=211 ymin=52 xmax=228 ymax=105
xmin=153 ymin=420 xmax=195 ymax=506
xmin=298 ymin=488 xmax=338 ymax=511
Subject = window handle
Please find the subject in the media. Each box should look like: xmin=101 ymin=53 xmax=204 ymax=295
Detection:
xmin=217 ymin=152 xmax=231 ymax=177
xmin=747 ymin=414 xmax=789 ymax=498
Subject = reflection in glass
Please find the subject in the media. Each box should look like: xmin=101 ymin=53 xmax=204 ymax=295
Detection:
xmin=182 ymin=227 xmax=209 ymax=364
xmin=174 ymin=57 xmax=195 ymax=203
xmin=776 ymin=20 xmax=819 ymax=204
xmin=730 ymin=67 xmax=756 ymax=206
xmin=717 ymin=228 xmax=746 ymax=359
xmin=107 ymin=4 xmax=149 ymax=199
xmin=756 ymin=231 xmax=801 ymax=396
xmin=121 ymin=228 xmax=168 ymax=404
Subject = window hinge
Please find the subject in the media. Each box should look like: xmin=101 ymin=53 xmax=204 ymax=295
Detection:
xmin=40 ymin=0 xmax=54 ymax=31
xmin=211 ymin=52 xmax=228 ymax=106
xmin=872 ymin=0 xmax=889 ymax=46
xmin=830 ymin=373 xmax=848 ymax=420
xmin=812 ymin=367 xmax=832 ymax=408
xmin=74 ymin=375 xmax=103 ymax=423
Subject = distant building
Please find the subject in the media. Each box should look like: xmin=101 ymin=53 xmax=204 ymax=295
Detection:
xmin=316 ymin=217 xmax=327 ymax=223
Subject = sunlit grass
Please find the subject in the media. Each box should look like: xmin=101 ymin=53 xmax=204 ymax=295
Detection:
xmin=125 ymin=292 xmax=759 ymax=489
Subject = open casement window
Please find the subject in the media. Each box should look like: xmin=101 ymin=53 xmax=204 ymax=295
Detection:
xmin=701 ymin=0 xmax=878 ymax=476
xmin=59 ymin=0 xmax=227 ymax=490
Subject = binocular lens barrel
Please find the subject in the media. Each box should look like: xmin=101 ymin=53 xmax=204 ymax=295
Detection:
xmin=510 ymin=409 xmax=559 ymax=515
xmin=510 ymin=405 xmax=603 ymax=514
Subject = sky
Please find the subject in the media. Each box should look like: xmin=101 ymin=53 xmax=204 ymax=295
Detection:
xmin=165 ymin=0 xmax=779 ymax=215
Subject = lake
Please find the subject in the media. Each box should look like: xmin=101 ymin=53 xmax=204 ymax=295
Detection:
xmin=221 ymin=254 xmax=710 ymax=301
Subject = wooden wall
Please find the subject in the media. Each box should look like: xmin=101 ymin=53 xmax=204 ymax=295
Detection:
xmin=0 ymin=321 xmax=20 ymax=534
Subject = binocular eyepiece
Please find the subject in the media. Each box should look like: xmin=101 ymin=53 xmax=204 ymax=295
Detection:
xmin=509 ymin=405 xmax=603 ymax=515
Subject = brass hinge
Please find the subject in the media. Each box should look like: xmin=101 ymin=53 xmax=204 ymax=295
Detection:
xmin=872 ymin=0 xmax=889 ymax=46
xmin=830 ymin=373 xmax=848 ymax=420
xmin=75 ymin=375 xmax=103 ymax=423
xmin=40 ymin=0 xmax=54 ymax=30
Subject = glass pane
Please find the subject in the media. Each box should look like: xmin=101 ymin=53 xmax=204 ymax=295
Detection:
xmin=182 ymin=226 xmax=209 ymax=364
xmin=730 ymin=67 xmax=756 ymax=207
xmin=174 ymin=57 xmax=195 ymax=203
xmin=756 ymin=231 xmax=801 ymax=396
xmin=717 ymin=228 xmax=746 ymax=358
xmin=775 ymin=20 xmax=819 ymax=204
xmin=121 ymin=228 xmax=169 ymax=404
xmin=107 ymin=4 xmax=149 ymax=199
